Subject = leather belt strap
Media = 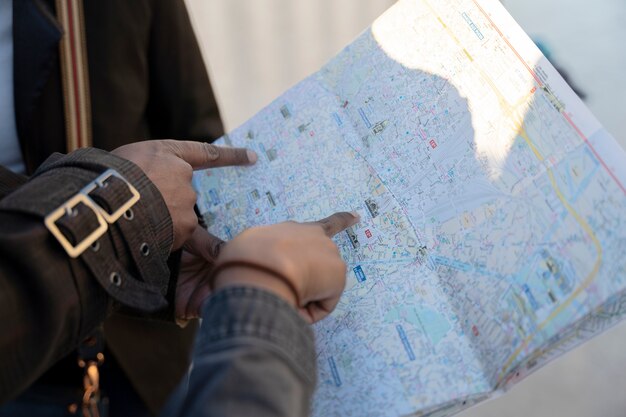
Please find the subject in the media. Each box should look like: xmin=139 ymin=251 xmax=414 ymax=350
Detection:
xmin=56 ymin=0 xmax=93 ymax=151
xmin=1 ymin=166 xmax=168 ymax=311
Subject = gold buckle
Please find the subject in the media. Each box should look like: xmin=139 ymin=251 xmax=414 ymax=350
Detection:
xmin=44 ymin=169 xmax=139 ymax=258
xmin=44 ymin=193 xmax=108 ymax=258
xmin=85 ymin=169 xmax=140 ymax=223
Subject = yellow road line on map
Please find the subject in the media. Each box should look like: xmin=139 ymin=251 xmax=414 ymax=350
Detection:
xmin=498 ymin=125 xmax=603 ymax=378
xmin=425 ymin=0 xmax=511 ymax=113
xmin=421 ymin=0 xmax=603 ymax=381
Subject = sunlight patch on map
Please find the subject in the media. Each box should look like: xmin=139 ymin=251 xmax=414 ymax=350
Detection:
xmin=370 ymin=0 xmax=539 ymax=183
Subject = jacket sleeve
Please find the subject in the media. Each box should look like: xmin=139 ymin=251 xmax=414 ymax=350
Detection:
xmin=163 ymin=287 xmax=318 ymax=417
xmin=0 ymin=148 xmax=175 ymax=402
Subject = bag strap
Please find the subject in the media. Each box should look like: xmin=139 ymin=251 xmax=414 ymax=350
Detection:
xmin=56 ymin=0 xmax=93 ymax=152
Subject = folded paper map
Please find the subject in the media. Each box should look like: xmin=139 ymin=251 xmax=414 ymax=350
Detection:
xmin=193 ymin=0 xmax=626 ymax=415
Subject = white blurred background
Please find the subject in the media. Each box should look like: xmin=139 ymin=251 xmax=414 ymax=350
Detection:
xmin=184 ymin=0 xmax=626 ymax=416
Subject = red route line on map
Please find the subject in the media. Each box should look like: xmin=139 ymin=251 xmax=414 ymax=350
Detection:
xmin=471 ymin=0 xmax=626 ymax=196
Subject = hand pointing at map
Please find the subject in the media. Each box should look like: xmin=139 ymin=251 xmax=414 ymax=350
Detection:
xmin=112 ymin=140 xmax=257 ymax=250
xmin=177 ymin=211 xmax=360 ymax=323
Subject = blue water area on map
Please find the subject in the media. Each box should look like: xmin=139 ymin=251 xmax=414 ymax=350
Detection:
xmin=417 ymin=308 xmax=452 ymax=345
xmin=431 ymin=255 xmax=472 ymax=272
xmin=385 ymin=304 xmax=451 ymax=346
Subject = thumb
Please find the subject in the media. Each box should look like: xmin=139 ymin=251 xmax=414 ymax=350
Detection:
xmin=163 ymin=140 xmax=257 ymax=170
xmin=183 ymin=225 xmax=225 ymax=262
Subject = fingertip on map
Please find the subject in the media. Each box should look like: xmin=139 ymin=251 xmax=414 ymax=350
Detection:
xmin=246 ymin=149 xmax=258 ymax=164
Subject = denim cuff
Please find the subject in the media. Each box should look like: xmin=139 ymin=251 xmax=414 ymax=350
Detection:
xmin=197 ymin=286 xmax=317 ymax=385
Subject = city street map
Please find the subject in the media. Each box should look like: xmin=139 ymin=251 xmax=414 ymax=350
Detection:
xmin=193 ymin=0 xmax=626 ymax=415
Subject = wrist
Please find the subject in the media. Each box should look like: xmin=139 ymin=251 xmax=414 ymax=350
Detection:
xmin=213 ymin=266 xmax=298 ymax=308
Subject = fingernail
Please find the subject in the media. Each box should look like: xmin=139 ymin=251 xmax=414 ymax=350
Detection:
xmin=246 ymin=149 xmax=258 ymax=164
xmin=350 ymin=211 xmax=361 ymax=220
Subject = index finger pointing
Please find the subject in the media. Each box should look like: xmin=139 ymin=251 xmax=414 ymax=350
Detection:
xmin=167 ymin=140 xmax=257 ymax=170
xmin=312 ymin=211 xmax=360 ymax=237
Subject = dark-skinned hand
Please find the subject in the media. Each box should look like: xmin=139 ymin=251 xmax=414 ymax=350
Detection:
xmin=112 ymin=140 xmax=257 ymax=250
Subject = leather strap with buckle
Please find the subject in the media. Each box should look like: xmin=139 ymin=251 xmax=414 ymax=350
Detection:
xmin=1 ymin=150 xmax=172 ymax=312
xmin=84 ymin=170 xmax=140 ymax=223
xmin=44 ymin=169 xmax=139 ymax=258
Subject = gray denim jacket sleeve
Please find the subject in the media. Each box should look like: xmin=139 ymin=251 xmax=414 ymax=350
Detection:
xmin=163 ymin=286 xmax=318 ymax=417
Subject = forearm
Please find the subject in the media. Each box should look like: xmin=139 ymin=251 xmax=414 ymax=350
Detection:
xmin=164 ymin=287 xmax=317 ymax=417
xmin=0 ymin=148 xmax=175 ymax=401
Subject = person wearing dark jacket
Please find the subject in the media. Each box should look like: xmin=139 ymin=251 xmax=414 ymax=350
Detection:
xmin=0 ymin=140 xmax=255 ymax=414
xmin=1 ymin=0 xmax=226 ymax=414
